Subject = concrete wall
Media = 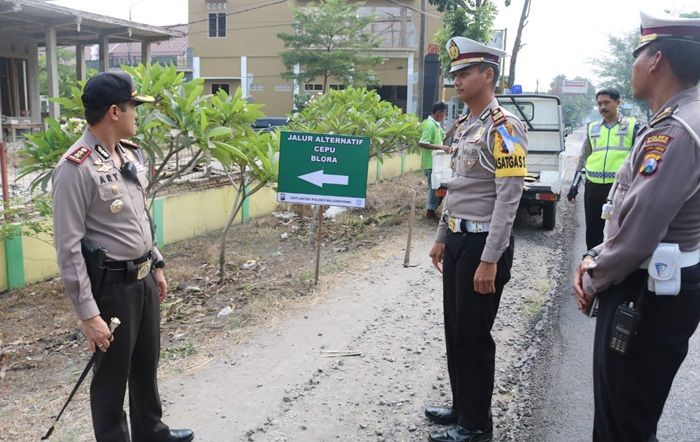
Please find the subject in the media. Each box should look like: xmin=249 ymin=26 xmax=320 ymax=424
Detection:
xmin=161 ymin=186 xmax=237 ymax=244
xmin=0 ymin=237 xmax=7 ymax=291
xmin=22 ymin=229 xmax=58 ymax=284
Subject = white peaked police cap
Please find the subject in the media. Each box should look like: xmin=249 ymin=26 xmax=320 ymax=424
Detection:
xmin=634 ymin=10 xmax=700 ymax=56
xmin=446 ymin=36 xmax=507 ymax=74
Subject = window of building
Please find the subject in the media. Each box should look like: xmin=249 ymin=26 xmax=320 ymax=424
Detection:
xmin=304 ymin=83 xmax=322 ymax=91
xmin=304 ymin=84 xmax=345 ymax=92
xmin=212 ymin=83 xmax=230 ymax=94
xmin=208 ymin=13 xmax=226 ymax=38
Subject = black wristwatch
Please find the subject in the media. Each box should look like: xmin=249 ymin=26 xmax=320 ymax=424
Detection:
xmin=582 ymin=250 xmax=599 ymax=260
xmin=154 ymin=259 xmax=166 ymax=269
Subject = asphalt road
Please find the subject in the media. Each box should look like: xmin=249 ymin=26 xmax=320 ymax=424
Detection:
xmin=534 ymin=127 xmax=700 ymax=441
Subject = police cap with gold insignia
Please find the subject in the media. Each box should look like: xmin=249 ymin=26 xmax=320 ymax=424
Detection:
xmin=634 ymin=10 xmax=700 ymax=56
xmin=446 ymin=36 xmax=506 ymax=74
xmin=82 ymin=72 xmax=155 ymax=110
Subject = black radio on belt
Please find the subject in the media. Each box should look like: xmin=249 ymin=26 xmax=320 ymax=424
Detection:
xmin=609 ymin=301 xmax=641 ymax=355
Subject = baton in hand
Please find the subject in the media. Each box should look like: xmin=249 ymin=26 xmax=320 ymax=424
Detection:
xmin=41 ymin=317 xmax=121 ymax=440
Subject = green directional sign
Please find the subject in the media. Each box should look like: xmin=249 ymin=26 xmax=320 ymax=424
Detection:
xmin=277 ymin=131 xmax=370 ymax=208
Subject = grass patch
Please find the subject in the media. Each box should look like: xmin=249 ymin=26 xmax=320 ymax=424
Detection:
xmin=524 ymin=291 xmax=545 ymax=317
xmin=163 ymin=341 xmax=197 ymax=361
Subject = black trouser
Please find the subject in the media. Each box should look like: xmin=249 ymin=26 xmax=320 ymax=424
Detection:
xmin=593 ymin=266 xmax=700 ymax=442
xmin=442 ymin=231 xmax=514 ymax=430
xmin=584 ymin=180 xmax=613 ymax=250
xmin=92 ymin=271 xmax=169 ymax=442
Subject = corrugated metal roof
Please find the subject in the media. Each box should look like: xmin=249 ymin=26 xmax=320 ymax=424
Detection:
xmin=0 ymin=0 xmax=181 ymax=45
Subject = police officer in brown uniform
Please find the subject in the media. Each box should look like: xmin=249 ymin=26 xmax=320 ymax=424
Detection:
xmin=52 ymin=72 xmax=194 ymax=442
xmin=573 ymin=11 xmax=700 ymax=442
xmin=425 ymin=37 xmax=527 ymax=442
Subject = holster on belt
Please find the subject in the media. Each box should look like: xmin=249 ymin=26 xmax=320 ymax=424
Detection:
xmin=81 ymin=239 xmax=108 ymax=301
xmin=647 ymin=243 xmax=681 ymax=296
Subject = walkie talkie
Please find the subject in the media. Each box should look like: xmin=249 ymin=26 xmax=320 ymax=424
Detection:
xmin=609 ymin=301 xmax=641 ymax=355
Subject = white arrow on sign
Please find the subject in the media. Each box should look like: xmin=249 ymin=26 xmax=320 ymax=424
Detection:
xmin=298 ymin=169 xmax=349 ymax=188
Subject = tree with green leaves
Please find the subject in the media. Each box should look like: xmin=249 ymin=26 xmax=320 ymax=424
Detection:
xmin=548 ymin=74 xmax=596 ymax=128
xmin=431 ymin=1 xmax=499 ymax=71
xmin=593 ymin=30 xmax=645 ymax=116
xmin=595 ymin=10 xmax=698 ymax=119
xmin=429 ymin=0 xmax=511 ymax=12
xmin=286 ymin=86 xmax=420 ymax=162
xmin=278 ymin=0 xmax=384 ymax=94
xmin=430 ymin=0 xmax=532 ymax=89
xmin=17 ymin=63 xmax=278 ymax=283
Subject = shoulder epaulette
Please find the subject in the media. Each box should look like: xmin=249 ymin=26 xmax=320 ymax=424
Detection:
xmin=66 ymin=146 xmax=92 ymax=165
xmin=119 ymin=138 xmax=140 ymax=149
xmin=649 ymin=106 xmax=677 ymax=127
xmin=491 ymin=107 xmax=507 ymax=128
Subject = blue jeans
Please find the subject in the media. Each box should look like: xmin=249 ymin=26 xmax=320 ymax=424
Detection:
xmin=425 ymin=169 xmax=442 ymax=211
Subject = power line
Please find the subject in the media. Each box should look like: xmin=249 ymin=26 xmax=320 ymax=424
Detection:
xmin=173 ymin=0 xmax=442 ymax=35
xmin=385 ymin=0 xmax=442 ymax=20
xmin=182 ymin=21 xmax=294 ymax=37
xmin=183 ymin=19 xmax=404 ymax=39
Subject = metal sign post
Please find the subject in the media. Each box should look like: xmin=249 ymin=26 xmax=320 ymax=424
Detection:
xmin=0 ymin=142 xmax=10 ymax=221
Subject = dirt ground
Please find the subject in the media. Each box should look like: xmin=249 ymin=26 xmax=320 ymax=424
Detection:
xmin=0 ymin=170 xmax=577 ymax=441
xmin=0 ymin=171 xmax=432 ymax=440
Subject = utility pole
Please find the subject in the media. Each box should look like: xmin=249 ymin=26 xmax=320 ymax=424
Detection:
xmin=416 ymin=0 xmax=426 ymax=118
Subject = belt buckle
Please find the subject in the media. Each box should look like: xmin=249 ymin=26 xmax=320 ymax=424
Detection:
xmin=136 ymin=258 xmax=152 ymax=280
xmin=448 ymin=217 xmax=458 ymax=233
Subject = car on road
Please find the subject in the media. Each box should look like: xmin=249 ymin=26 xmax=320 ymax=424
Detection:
xmin=252 ymin=117 xmax=288 ymax=132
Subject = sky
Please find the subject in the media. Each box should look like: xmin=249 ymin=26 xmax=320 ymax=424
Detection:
xmin=494 ymin=0 xmax=700 ymax=92
xmin=48 ymin=0 xmax=188 ymax=26
xmin=49 ymin=0 xmax=700 ymax=93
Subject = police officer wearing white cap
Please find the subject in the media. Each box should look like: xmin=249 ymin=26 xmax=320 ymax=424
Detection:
xmin=573 ymin=10 xmax=700 ymax=442
xmin=52 ymin=72 xmax=194 ymax=441
xmin=425 ymin=37 xmax=527 ymax=442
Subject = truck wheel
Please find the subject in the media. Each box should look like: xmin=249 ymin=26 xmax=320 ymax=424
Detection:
xmin=542 ymin=201 xmax=556 ymax=230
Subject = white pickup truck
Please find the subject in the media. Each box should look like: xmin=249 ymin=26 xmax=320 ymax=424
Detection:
xmin=433 ymin=94 xmax=565 ymax=229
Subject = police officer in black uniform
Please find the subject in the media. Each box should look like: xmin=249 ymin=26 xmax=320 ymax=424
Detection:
xmin=52 ymin=72 xmax=194 ymax=441
xmin=573 ymin=10 xmax=700 ymax=442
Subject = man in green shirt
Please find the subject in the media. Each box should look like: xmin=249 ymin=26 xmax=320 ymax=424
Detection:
xmin=419 ymin=102 xmax=450 ymax=220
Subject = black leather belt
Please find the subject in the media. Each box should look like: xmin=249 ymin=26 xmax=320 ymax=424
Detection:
xmin=101 ymin=252 xmax=152 ymax=285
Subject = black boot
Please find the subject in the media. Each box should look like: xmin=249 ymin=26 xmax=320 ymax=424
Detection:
xmin=425 ymin=405 xmax=457 ymax=425
xmin=428 ymin=426 xmax=492 ymax=442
